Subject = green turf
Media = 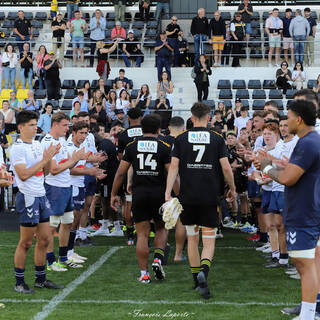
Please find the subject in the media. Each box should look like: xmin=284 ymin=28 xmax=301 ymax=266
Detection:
xmin=0 ymin=231 xmax=300 ymax=320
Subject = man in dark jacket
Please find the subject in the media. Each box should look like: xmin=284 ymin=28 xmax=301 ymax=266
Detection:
xmin=191 ymin=8 xmax=209 ymax=64
xmin=209 ymin=11 xmax=226 ymax=66
xmin=230 ymin=12 xmax=246 ymax=67
xmin=193 ymin=54 xmax=212 ymax=101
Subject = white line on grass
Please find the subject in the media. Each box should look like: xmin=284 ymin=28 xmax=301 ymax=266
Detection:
xmin=0 ymin=298 xmax=297 ymax=307
xmin=32 ymin=246 xmax=120 ymax=320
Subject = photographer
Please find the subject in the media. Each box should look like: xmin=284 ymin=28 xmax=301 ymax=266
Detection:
xmin=44 ymin=51 xmax=62 ymax=100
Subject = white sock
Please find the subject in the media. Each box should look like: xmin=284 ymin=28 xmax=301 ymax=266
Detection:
xmin=140 ymin=270 xmax=147 ymax=277
xmin=114 ymin=220 xmax=121 ymax=231
xmin=272 ymin=249 xmax=280 ymax=259
xmin=67 ymin=249 xmax=74 ymax=258
xmin=79 ymin=227 xmax=87 ymax=240
xmin=102 ymin=219 xmax=109 ymax=229
xmin=76 ymin=230 xmax=80 ymax=240
xmin=279 ymin=258 xmax=288 ymax=265
xmin=300 ymin=301 xmax=316 ymax=320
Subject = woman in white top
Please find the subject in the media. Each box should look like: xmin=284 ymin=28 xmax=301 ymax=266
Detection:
xmin=291 ymin=62 xmax=306 ymax=90
xmin=135 ymin=84 xmax=152 ymax=109
xmin=116 ymin=89 xmax=131 ymax=113
xmin=79 ymin=80 xmax=91 ymax=102
xmin=157 ymin=71 xmax=174 ymax=107
xmin=1 ymin=99 xmax=16 ymax=134
xmin=1 ymin=43 xmax=18 ymax=90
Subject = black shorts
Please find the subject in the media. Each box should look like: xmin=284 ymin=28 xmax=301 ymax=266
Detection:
xmin=132 ymin=191 xmax=164 ymax=223
xmin=180 ymin=204 xmax=219 ymax=228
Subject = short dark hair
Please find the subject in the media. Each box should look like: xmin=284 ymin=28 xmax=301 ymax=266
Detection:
xmin=16 ymin=110 xmax=39 ymax=126
xmin=280 ymin=115 xmax=288 ymax=121
xmin=90 ymin=114 xmax=98 ymax=121
xmin=273 ymin=8 xmax=279 ymax=11
xmin=141 ymin=114 xmax=161 ymax=134
xmin=72 ymin=121 xmax=89 ymax=133
xmin=74 ymin=10 xmax=80 ymax=14
xmin=169 ymin=116 xmax=184 ymax=128
xmin=78 ymin=91 xmax=84 ymax=97
xmin=119 ymin=68 xmax=125 ymax=73
xmin=52 ymin=112 xmax=70 ymax=124
xmin=253 ymin=110 xmax=264 ymax=119
xmin=240 ymin=106 xmax=248 ymax=112
xmin=285 ymin=8 xmax=292 ymax=13
xmin=288 ymin=100 xmax=316 ymax=126
xmin=293 ymin=89 xmax=319 ymax=106
xmin=78 ymin=111 xmax=90 ymax=118
xmin=71 ymin=115 xmax=78 ymax=120
xmin=214 ymin=110 xmax=223 ymax=115
xmin=304 ymin=7 xmax=311 ymax=12
xmin=191 ymin=102 xmax=210 ymax=119
xmin=264 ymin=100 xmax=279 ymax=110
xmin=127 ymin=108 xmax=143 ymax=120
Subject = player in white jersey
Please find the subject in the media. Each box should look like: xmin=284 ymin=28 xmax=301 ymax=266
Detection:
xmin=10 ymin=111 xmax=63 ymax=294
xmin=41 ymin=112 xmax=89 ymax=271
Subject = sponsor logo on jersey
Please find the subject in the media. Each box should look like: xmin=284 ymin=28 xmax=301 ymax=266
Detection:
xmin=127 ymin=127 xmax=143 ymax=138
xmin=137 ymin=141 xmax=158 ymax=153
xmin=188 ymin=131 xmax=210 ymax=144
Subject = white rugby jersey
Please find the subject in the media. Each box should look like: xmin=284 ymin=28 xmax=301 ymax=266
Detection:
xmin=67 ymin=141 xmax=86 ymax=187
xmin=41 ymin=134 xmax=71 ymax=188
xmin=269 ymin=139 xmax=284 ymax=192
xmin=10 ymin=139 xmax=45 ymax=197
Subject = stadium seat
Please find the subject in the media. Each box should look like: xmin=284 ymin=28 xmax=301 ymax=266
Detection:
xmin=106 ymin=30 xmax=112 ymax=39
xmin=24 ymin=12 xmax=33 ymax=20
xmin=131 ymin=89 xmax=139 ymax=99
xmin=147 ymin=21 xmax=158 ymax=29
xmin=263 ymin=80 xmax=276 ymax=89
xmin=219 ymin=89 xmax=233 ymax=100
xmin=0 ymin=28 xmax=11 ymax=38
xmin=250 ymin=29 xmax=261 ymax=38
xmin=311 ymin=11 xmax=317 ymax=20
xmin=145 ymin=29 xmax=157 ymax=39
xmin=0 ymin=89 xmax=12 ymax=99
xmin=252 ymin=12 xmax=260 ymax=21
xmin=35 ymin=12 xmax=47 ymax=20
xmin=262 ymin=12 xmax=269 ymax=21
xmin=121 ymin=21 xmax=130 ymax=30
xmin=105 ymin=80 xmax=113 ymax=91
xmin=62 ymin=80 xmax=76 ymax=89
xmin=274 ymin=100 xmax=284 ymax=110
xmin=106 ymin=21 xmax=115 ymax=29
xmin=77 ymin=80 xmax=89 ymax=89
xmin=91 ymin=79 xmax=99 ymax=89
xmin=132 ymin=29 xmax=143 ymax=39
xmin=46 ymin=100 xmax=59 ymax=110
xmin=217 ymin=79 xmax=231 ymax=89
xmin=251 ymin=20 xmax=260 ymax=29
xmin=248 ymin=80 xmax=261 ymax=89
xmin=0 ymin=12 xmax=5 ymax=20
xmin=33 ymin=29 xmax=40 ymax=38
xmin=269 ymin=89 xmax=283 ymax=99
xmin=221 ymin=12 xmax=231 ymax=21
xmin=7 ymin=12 xmax=18 ymax=20
xmin=286 ymin=100 xmax=293 ymax=108
xmin=61 ymin=100 xmax=73 ymax=110
xmin=232 ymin=80 xmax=246 ymax=89
xmin=252 ymin=100 xmax=265 ymax=110
xmin=106 ymin=12 xmax=115 ymax=20
xmin=241 ymin=100 xmax=249 ymax=108
xmin=252 ymin=89 xmax=266 ymax=99
xmin=34 ymin=89 xmax=46 ymax=99
xmin=222 ymin=100 xmax=232 ymax=109
xmin=2 ymin=20 xmax=14 ymax=28
xmin=132 ymin=21 xmax=145 ymax=29
xmin=236 ymin=89 xmax=249 ymax=99
xmin=202 ymin=100 xmax=215 ymax=109
xmin=307 ymin=79 xmax=317 ymax=89
xmin=64 ymin=89 xmax=78 ymax=99
xmin=31 ymin=21 xmax=43 ymax=29
xmin=286 ymin=89 xmax=297 ymax=99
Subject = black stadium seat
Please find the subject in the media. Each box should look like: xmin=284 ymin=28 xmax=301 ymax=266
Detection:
xmin=241 ymin=100 xmax=249 ymax=108
xmin=252 ymin=100 xmax=265 ymax=110
xmin=286 ymin=89 xmax=297 ymax=99
xmin=64 ymin=89 xmax=78 ymax=99
xmin=32 ymin=21 xmax=43 ymax=29
xmin=307 ymin=79 xmax=317 ymax=89
xmin=248 ymin=80 xmax=261 ymax=89
xmin=251 ymin=20 xmax=260 ymax=29
xmin=7 ymin=12 xmax=18 ymax=20
xmin=219 ymin=89 xmax=232 ymax=100
xmin=252 ymin=89 xmax=266 ymax=99
xmin=232 ymin=80 xmax=246 ymax=89
xmin=2 ymin=20 xmax=14 ymax=28
xmin=202 ymin=100 xmax=215 ymax=109
xmin=217 ymin=79 xmax=231 ymax=89
xmin=147 ymin=21 xmax=158 ymax=29
xmin=236 ymin=89 xmax=249 ymax=99
xmin=274 ymin=100 xmax=284 ymax=110
xmin=252 ymin=12 xmax=260 ymax=21
xmin=0 ymin=12 xmax=5 ymax=20
xmin=221 ymin=12 xmax=231 ymax=21
xmin=263 ymin=80 xmax=276 ymax=89
xmin=91 ymin=79 xmax=99 ymax=89
xmin=76 ymin=80 xmax=89 ymax=89
xmin=132 ymin=21 xmax=144 ymax=29
xmin=106 ymin=12 xmax=115 ymax=20
xmin=35 ymin=12 xmax=47 ymax=20
xmin=106 ymin=21 xmax=115 ymax=29
xmin=24 ymin=12 xmax=33 ymax=20
xmin=131 ymin=89 xmax=139 ymax=99
xmin=222 ymin=100 xmax=232 ymax=109
xmin=269 ymin=89 xmax=283 ymax=99
xmin=34 ymin=89 xmax=46 ymax=99
xmin=62 ymin=80 xmax=76 ymax=89
xmin=61 ymin=100 xmax=73 ymax=110
xmin=46 ymin=100 xmax=60 ymax=110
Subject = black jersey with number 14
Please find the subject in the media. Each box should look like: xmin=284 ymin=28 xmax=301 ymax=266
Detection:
xmin=122 ymin=137 xmax=171 ymax=193
xmin=172 ymin=127 xmax=228 ymax=206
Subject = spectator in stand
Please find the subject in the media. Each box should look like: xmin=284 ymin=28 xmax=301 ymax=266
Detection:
xmin=19 ymin=42 xmax=33 ymax=90
xmin=1 ymin=100 xmax=16 ymax=134
xmin=70 ymin=10 xmax=87 ymax=67
xmin=72 ymin=91 xmax=89 ymax=112
xmin=44 ymin=51 xmax=62 ymax=100
xmin=157 ymin=71 xmax=174 ymax=107
xmin=221 ymin=21 xmax=231 ymax=66
xmin=114 ymin=80 xmax=125 ymax=98
xmin=106 ymin=89 xmax=117 ymax=123
xmin=211 ymin=109 xmax=227 ymax=135
xmin=208 ymin=11 xmax=226 ymax=67
xmin=154 ymin=90 xmax=171 ymax=129
xmin=177 ymin=31 xmax=188 ymax=67
xmin=265 ymin=8 xmax=283 ymax=67
xmin=166 ymin=16 xmax=181 ymax=67
xmin=113 ymin=69 xmax=130 ymax=90
xmin=111 ymin=21 xmax=127 ymax=42
xmin=89 ymin=89 xmax=106 ymax=110
xmin=22 ymin=90 xmax=40 ymax=111
xmin=234 ymin=105 xmax=250 ymax=137
xmin=304 ymin=7 xmax=316 ymax=66
xmin=193 ymin=54 xmax=212 ymax=102
xmin=37 ymin=103 xmax=53 ymax=134
xmin=112 ymin=0 xmax=128 ymax=22
xmin=50 ymin=0 xmax=58 ymax=20
xmin=139 ymin=0 xmax=150 ymax=22
xmin=113 ymin=108 xmax=129 ymax=129
xmin=9 ymin=91 xmax=21 ymax=115
xmin=96 ymin=41 xmax=118 ymax=82
xmin=191 ymin=8 xmax=209 ymax=64
xmin=13 ymin=10 xmax=33 ymax=53
xmin=275 ymin=60 xmax=292 ymax=94
xmin=237 ymin=0 xmax=253 ymax=41
xmin=70 ymin=100 xmax=81 ymax=118
xmin=289 ymin=9 xmax=310 ymax=64
xmin=155 ymin=0 xmax=170 ymax=21
xmin=78 ymin=80 xmax=91 ymax=102
xmin=155 ymin=31 xmax=173 ymax=81
xmin=98 ymin=78 xmax=108 ymax=98
xmin=122 ymin=29 xmax=144 ymax=67
xmin=292 ymin=62 xmax=306 ymax=90
xmin=89 ymin=101 xmax=107 ymax=125
xmin=89 ymin=9 xmax=106 ymax=68
xmin=134 ymin=84 xmax=152 ymax=110
xmin=313 ymin=74 xmax=320 ymax=94
xmin=2 ymin=43 xmax=18 ymax=90
xmin=52 ymin=12 xmax=66 ymax=62
xmin=116 ymin=89 xmax=132 ymax=112
xmin=67 ymin=0 xmax=79 ymax=21
xmin=35 ymin=46 xmax=49 ymax=90
xmin=281 ymin=8 xmax=294 ymax=67
xmin=230 ymin=12 xmax=246 ymax=67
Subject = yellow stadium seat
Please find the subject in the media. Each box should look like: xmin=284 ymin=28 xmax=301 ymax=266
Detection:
xmin=17 ymin=89 xmax=29 ymax=100
xmin=0 ymin=89 xmax=12 ymax=100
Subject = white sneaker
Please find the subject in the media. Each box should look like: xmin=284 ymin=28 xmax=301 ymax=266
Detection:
xmin=73 ymin=252 xmax=87 ymax=261
xmin=290 ymin=273 xmax=300 ymax=280
xmin=108 ymin=229 xmax=124 ymax=237
xmin=285 ymin=269 xmax=298 ymax=275
xmin=268 ymin=63 xmax=272 ymax=67
xmin=223 ymin=220 xmax=235 ymax=228
xmin=69 ymin=255 xmax=85 ymax=264
xmin=47 ymin=261 xmax=67 ymax=272
xmin=61 ymin=259 xmax=83 ymax=268
xmin=256 ymin=243 xmax=270 ymax=252
xmin=90 ymin=228 xmax=110 ymax=237
xmin=262 ymin=246 xmax=272 ymax=253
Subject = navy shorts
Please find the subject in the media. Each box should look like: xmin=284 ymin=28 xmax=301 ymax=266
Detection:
xmin=261 ymin=190 xmax=272 ymax=214
xmin=84 ymin=175 xmax=96 ymax=197
xmin=72 ymin=186 xmax=85 ymax=211
xmin=16 ymin=192 xmax=52 ymax=225
xmin=248 ymin=180 xmax=261 ymax=199
xmin=286 ymin=226 xmax=320 ymax=251
xmin=45 ymin=183 xmax=74 ymax=216
xmin=268 ymin=191 xmax=284 ymax=214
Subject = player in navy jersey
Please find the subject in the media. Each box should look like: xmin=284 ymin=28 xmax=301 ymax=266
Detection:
xmin=261 ymin=100 xmax=320 ymax=320
xmin=165 ymin=102 xmax=236 ymax=299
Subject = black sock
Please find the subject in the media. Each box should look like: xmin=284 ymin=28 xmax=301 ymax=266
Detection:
xmin=247 ymin=213 xmax=254 ymax=225
xmin=59 ymin=246 xmax=68 ymax=263
xmin=150 ymin=223 xmax=155 ymax=233
xmin=231 ymin=212 xmax=237 ymax=223
xmin=67 ymin=229 xmax=76 ymax=251
xmin=127 ymin=226 xmax=134 ymax=238
xmin=200 ymin=258 xmax=212 ymax=279
xmin=35 ymin=265 xmax=46 ymax=283
xmin=260 ymin=232 xmax=268 ymax=243
xmin=154 ymin=248 xmax=164 ymax=264
xmin=241 ymin=213 xmax=247 ymax=225
xmin=190 ymin=266 xmax=201 ymax=287
xmin=14 ymin=267 xmax=25 ymax=286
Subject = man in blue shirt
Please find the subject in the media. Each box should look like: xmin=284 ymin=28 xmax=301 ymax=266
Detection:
xmin=304 ymin=7 xmax=316 ymax=66
xmin=22 ymin=90 xmax=40 ymax=112
xmin=154 ymin=31 xmax=173 ymax=81
xmin=281 ymin=8 xmax=294 ymax=66
xmin=261 ymin=100 xmax=320 ymax=320
xmin=72 ymin=91 xmax=89 ymax=112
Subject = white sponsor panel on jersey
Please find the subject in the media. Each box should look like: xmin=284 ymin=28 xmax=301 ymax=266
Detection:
xmin=127 ymin=127 xmax=143 ymax=138
xmin=188 ymin=131 xmax=210 ymax=144
xmin=137 ymin=141 xmax=158 ymax=153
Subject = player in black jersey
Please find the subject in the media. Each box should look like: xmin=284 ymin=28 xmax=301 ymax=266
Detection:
xmin=166 ymin=102 xmax=236 ymax=299
xmin=111 ymin=114 xmax=175 ymax=283
xmin=117 ymin=108 xmax=143 ymax=245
